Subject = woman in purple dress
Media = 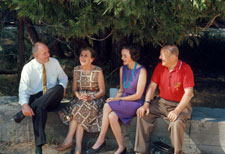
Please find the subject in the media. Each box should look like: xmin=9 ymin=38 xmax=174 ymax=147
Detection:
xmin=86 ymin=45 xmax=147 ymax=154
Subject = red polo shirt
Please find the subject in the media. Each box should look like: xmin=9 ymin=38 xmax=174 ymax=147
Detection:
xmin=151 ymin=60 xmax=194 ymax=102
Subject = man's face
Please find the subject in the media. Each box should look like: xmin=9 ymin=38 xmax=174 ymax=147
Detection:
xmin=159 ymin=49 xmax=175 ymax=67
xmin=34 ymin=44 xmax=50 ymax=64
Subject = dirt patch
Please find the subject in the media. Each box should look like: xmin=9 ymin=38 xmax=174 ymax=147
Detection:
xmin=0 ymin=142 xmax=67 ymax=154
xmin=0 ymin=142 xmax=118 ymax=154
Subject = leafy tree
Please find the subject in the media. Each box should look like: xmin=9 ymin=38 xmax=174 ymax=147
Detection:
xmin=0 ymin=0 xmax=225 ymax=95
xmin=1 ymin=0 xmax=225 ymax=70
xmin=10 ymin=0 xmax=225 ymax=46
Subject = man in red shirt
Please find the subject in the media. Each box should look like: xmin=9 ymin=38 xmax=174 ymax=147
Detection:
xmin=135 ymin=45 xmax=194 ymax=154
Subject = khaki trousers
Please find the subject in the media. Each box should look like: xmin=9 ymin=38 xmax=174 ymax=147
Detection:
xmin=134 ymin=97 xmax=192 ymax=154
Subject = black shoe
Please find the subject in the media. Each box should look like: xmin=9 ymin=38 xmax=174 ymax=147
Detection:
xmin=86 ymin=141 xmax=106 ymax=153
xmin=12 ymin=111 xmax=25 ymax=123
xmin=120 ymin=148 xmax=126 ymax=154
xmin=35 ymin=146 xmax=42 ymax=154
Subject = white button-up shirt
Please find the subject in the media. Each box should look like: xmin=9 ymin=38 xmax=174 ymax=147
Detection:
xmin=19 ymin=57 xmax=68 ymax=106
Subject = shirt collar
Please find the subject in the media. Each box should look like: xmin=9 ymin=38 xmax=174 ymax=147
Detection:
xmin=166 ymin=60 xmax=182 ymax=73
xmin=33 ymin=58 xmax=50 ymax=69
xmin=173 ymin=60 xmax=182 ymax=71
xmin=33 ymin=58 xmax=42 ymax=68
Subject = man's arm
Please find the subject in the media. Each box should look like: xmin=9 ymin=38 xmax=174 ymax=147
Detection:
xmin=19 ymin=65 xmax=34 ymax=116
xmin=167 ymin=87 xmax=194 ymax=122
xmin=136 ymin=81 xmax=157 ymax=118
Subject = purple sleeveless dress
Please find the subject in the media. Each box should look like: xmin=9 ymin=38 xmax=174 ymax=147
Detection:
xmin=108 ymin=65 xmax=145 ymax=126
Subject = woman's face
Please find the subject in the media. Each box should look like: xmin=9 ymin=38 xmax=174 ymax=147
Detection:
xmin=121 ymin=49 xmax=133 ymax=65
xmin=79 ymin=50 xmax=94 ymax=66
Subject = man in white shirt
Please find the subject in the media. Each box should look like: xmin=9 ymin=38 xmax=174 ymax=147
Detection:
xmin=12 ymin=42 xmax=68 ymax=154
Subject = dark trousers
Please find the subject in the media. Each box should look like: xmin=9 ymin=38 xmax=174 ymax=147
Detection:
xmin=28 ymin=85 xmax=64 ymax=146
xmin=134 ymin=97 xmax=192 ymax=154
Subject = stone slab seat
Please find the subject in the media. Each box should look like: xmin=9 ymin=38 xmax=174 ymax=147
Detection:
xmin=1 ymin=95 xmax=225 ymax=154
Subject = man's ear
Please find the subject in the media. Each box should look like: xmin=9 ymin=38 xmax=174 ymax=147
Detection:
xmin=171 ymin=54 xmax=177 ymax=60
xmin=33 ymin=53 xmax=37 ymax=58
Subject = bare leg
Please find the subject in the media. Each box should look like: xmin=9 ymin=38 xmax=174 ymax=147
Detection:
xmin=92 ymin=103 xmax=112 ymax=149
xmin=64 ymin=119 xmax=78 ymax=145
xmin=74 ymin=124 xmax=84 ymax=154
xmin=109 ymin=112 xmax=125 ymax=154
xmin=56 ymin=119 xmax=77 ymax=151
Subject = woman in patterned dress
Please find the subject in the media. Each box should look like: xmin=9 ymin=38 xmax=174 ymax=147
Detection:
xmin=56 ymin=47 xmax=105 ymax=154
xmin=86 ymin=45 xmax=147 ymax=154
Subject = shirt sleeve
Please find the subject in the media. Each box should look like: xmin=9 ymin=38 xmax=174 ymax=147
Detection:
xmin=151 ymin=63 xmax=161 ymax=84
xmin=18 ymin=65 xmax=31 ymax=106
xmin=56 ymin=60 xmax=68 ymax=89
xmin=183 ymin=64 xmax=195 ymax=88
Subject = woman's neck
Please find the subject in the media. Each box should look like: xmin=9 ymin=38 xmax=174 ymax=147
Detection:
xmin=81 ymin=64 xmax=92 ymax=71
xmin=127 ymin=61 xmax=136 ymax=69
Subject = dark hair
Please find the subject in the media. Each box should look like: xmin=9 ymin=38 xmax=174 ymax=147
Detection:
xmin=80 ymin=47 xmax=96 ymax=58
xmin=122 ymin=45 xmax=140 ymax=61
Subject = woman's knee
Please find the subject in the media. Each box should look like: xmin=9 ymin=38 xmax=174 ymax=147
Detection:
xmin=109 ymin=112 xmax=118 ymax=122
xmin=103 ymin=103 xmax=112 ymax=112
xmin=70 ymin=118 xmax=78 ymax=125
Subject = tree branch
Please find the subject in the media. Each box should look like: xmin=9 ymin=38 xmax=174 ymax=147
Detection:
xmin=86 ymin=32 xmax=112 ymax=41
xmin=201 ymin=14 xmax=221 ymax=30
xmin=151 ymin=36 xmax=163 ymax=47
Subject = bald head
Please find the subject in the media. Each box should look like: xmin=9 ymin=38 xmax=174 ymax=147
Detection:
xmin=32 ymin=42 xmax=48 ymax=54
xmin=32 ymin=42 xmax=50 ymax=64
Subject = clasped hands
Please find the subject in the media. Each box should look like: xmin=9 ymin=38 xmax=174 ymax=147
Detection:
xmin=78 ymin=93 xmax=94 ymax=101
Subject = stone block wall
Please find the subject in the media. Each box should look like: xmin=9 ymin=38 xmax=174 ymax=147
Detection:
xmin=1 ymin=96 xmax=225 ymax=154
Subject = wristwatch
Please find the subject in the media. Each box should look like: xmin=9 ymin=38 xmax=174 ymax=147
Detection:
xmin=144 ymin=100 xmax=151 ymax=104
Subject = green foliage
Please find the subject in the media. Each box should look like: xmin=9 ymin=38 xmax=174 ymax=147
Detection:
xmin=6 ymin=0 xmax=225 ymax=46
xmin=0 ymin=75 xmax=18 ymax=96
xmin=0 ymin=27 xmax=17 ymax=69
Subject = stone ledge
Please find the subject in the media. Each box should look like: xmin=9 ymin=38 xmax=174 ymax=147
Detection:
xmin=1 ymin=96 xmax=225 ymax=154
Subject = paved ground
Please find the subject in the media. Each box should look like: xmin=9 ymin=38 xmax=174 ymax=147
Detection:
xmin=0 ymin=142 xmax=135 ymax=154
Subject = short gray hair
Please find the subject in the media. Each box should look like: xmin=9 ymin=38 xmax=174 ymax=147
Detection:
xmin=161 ymin=45 xmax=179 ymax=57
xmin=32 ymin=45 xmax=38 ymax=54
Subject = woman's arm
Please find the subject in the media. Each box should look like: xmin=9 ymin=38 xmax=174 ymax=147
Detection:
xmin=119 ymin=67 xmax=147 ymax=101
xmin=92 ymin=68 xmax=105 ymax=99
xmin=115 ymin=66 xmax=124 ymax=98
xmin=72 ymin=69 xmax=80 ymax=99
